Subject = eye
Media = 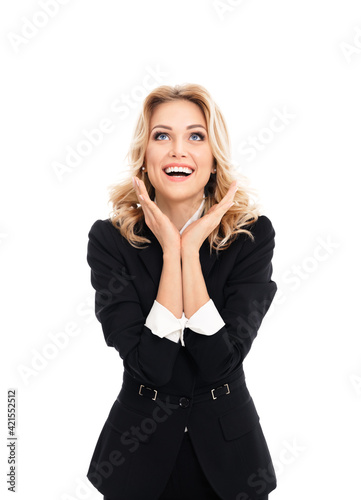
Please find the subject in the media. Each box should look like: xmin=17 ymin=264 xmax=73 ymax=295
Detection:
xmin=152 ymin=130 xmax=206 ymax=141
xmin=190 ymin=132 xmax=205 ymax=141
xmin=153 ymin=132 xmax=169 ymax=140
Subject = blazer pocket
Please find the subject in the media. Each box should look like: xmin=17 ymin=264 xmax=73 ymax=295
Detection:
xmin=104 ymin=400 xmax=154 ymax=445
xmin=218 ymin=397 xmax=260 ymax=441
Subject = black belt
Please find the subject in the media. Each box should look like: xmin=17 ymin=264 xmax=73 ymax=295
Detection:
xmin=118 ymin=370 xmax=246 ymax=409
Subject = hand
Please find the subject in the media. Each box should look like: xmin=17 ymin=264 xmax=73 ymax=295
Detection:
xmin=180 ymin=180 xmax=239 ymax=254
xmin=132 ymin=176 xmax=181 ymax=254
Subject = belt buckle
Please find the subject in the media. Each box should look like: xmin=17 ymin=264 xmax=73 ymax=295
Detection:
xmin=211 ymin=383 xmax=230 ymax=400
xmin=139 ymin=384 xmax=158 ymax=401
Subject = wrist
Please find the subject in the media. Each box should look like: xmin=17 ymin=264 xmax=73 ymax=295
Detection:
xmin=181 ymin=245 xmax=199 ymax=259
xmin=163 ymin=247 xmax=181 ymax=261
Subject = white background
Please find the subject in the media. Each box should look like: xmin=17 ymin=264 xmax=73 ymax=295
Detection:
xmin=1 ymin=0 xmax=361 ymax=498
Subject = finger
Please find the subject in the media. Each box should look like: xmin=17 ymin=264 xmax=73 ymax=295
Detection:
xmin=225 ymin=180 xmax=238 ymax=201
xmin=132 ymin=177 xmax=159 ymax=222
xmin=133 ymin=176 xmax=148 ymax=203
xmin=215 ymin=180 xmax=238 ymax=210
xmin=132 ymin=177 xmax=146 ymax=209
xmin=132 ymin=176 xmax=141 ymax=197
xmin=135 ymin=178 xmax=156 ymax=208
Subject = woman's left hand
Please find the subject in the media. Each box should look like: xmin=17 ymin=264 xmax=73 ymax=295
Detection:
xmin=181 ymin=180 xmax=239 ymax=254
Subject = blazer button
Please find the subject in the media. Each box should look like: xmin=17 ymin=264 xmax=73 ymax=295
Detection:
xmin=179 ymin=397 xmax=190 ymax=408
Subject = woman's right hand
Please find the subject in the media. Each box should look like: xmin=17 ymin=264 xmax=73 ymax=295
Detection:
xmin=132 ymin=176 xmax=181 ymax=254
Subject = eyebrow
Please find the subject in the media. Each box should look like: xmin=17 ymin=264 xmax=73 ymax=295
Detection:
xmin=151 ymin=124 xmax=207 ymax=132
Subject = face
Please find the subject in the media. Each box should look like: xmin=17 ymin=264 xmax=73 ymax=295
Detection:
xmin=144 ymin=99 xmax=214 ymax=202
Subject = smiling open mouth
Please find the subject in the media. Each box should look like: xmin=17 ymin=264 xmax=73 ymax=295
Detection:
xmin=165 ymin=171 xmax=192 ymax=177
xmin=162 ymin=167 xmax=195 ymax=178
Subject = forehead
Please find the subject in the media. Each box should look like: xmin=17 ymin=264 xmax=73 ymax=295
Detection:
xmin=150 ymin=100 xmax=206 ymax=127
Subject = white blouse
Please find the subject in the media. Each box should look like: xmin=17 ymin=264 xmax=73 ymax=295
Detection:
xmin=144 ymin=195 xmax=226 ymax=432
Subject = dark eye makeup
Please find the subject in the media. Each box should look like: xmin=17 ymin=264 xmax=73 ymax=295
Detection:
xmin=152 ymin=131 xmax=206 ymax=141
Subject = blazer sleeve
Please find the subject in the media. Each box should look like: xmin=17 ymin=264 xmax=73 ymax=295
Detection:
xmin=87 ymin=219 xmax=181 ymax=387
xmin=183 ymin=215 xmax=277 ymax=383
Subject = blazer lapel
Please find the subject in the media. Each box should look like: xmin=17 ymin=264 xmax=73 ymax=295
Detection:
xmin=138 ymin=224 xmax=218 ymax=287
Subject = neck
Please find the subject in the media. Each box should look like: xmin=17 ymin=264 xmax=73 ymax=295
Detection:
xmin=154 ymin=193 xmax=205 ymax=232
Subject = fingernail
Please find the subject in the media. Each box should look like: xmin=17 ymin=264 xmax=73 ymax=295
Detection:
xmin=139 ymin=194 xmax=144 ymax=200
xmin=135 ymin=177 xmax=140 ymax=187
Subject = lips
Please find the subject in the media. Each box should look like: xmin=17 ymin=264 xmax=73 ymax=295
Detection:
xmin=162 ymin=167 xmax=195 ymax=182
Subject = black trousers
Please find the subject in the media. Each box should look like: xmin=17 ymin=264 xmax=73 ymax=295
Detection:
xmin=104 ymin=430 xmax=269 ymax=500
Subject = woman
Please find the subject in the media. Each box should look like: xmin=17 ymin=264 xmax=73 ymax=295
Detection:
xmin=86 ymin=83 xmax=277 ymax=500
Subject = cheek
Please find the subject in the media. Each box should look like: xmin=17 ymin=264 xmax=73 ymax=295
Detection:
xmin=193 ymin=148 xmax=214 ymax=170
xmin=145 ymin=146 xmax=168 ymax=170
xmin=145 ymin=145 xmax=156 ymax=162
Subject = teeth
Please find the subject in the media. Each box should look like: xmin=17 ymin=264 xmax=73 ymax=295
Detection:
xmin=164 ymin=166 xmax=193 ymax=175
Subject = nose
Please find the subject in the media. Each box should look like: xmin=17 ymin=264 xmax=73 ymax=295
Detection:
xmin=169 ymin=137 xmax=187 ymax=158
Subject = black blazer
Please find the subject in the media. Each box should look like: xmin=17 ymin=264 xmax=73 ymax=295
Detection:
xmin=86 ymin=215 xmax=278 ymax=500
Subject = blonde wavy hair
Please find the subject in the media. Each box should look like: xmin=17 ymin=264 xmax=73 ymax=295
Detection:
xmin=108 ymin=83 xmax=262 ymax=255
